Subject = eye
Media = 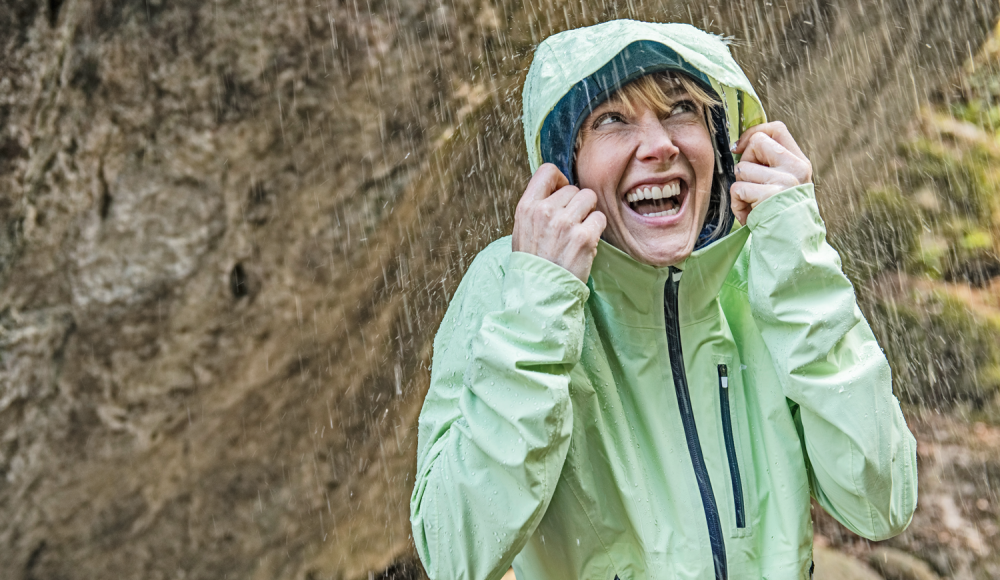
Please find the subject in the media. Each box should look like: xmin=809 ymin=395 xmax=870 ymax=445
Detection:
xmin=593 ymin=111 xmax=626 ymax=129
xmin=668 ymin=100 xmax=699 ymax=116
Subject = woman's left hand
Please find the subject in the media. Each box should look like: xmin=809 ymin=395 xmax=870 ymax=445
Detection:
xmin=729 ymin=121 xmax=812 ymax=225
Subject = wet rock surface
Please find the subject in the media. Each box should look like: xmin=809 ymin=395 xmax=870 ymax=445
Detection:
xmin=868 ymin=547 xmax=943 ymax=580
xmin=814 ymin=545 xmax=885 ymax=580
xmin=2 ymin=0 xmax=999 ymax=578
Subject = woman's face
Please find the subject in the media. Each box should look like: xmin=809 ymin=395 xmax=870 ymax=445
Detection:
xmin=576 ymin=87 xmax=715 ymax=267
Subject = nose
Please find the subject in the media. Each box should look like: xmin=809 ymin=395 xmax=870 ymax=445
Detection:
xmin=634 ymin=114 xmax=679 ymax=164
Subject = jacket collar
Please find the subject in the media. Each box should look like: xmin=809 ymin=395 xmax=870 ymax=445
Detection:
xmin=588 ymin=226 xmax=750 ymax=327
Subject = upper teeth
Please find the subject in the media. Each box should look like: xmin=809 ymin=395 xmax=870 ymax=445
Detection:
xmin=626 ymin=182 xmax=680 ymax=203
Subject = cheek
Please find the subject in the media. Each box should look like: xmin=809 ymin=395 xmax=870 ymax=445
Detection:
xmin=678 ymin=136 xmax=715 ymax=175
xmin=577 ymin=140 xmax=632 ymax=201
xmin=677 ymin=146 xmax=716 ymax=205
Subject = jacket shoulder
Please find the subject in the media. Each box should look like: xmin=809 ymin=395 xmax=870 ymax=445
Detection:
xmin=454 ymin=236 xmax=513 ymax=296
xmin=432 ymin=237 xmax=512 ymax=348
xmin=473 ymin=236 xmax=514 ymax=270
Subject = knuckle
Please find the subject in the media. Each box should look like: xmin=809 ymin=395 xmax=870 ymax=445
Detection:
xmin=792 ymin=158 xmax=812 ymax=178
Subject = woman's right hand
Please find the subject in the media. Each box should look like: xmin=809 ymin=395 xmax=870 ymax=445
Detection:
xmin=512 ymin=164 xmax=607 ymax=283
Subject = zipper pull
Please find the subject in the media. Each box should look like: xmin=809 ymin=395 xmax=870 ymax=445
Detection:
xmin=718 ymin=364 xmax=729 ymax=389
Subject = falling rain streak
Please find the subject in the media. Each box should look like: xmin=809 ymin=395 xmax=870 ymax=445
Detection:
xmin=0 ymin=0 xmax=999 ymax=578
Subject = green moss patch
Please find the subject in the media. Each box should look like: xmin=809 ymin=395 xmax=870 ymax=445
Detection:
xmin=871 ymin=287 xmax=1000 ymax=407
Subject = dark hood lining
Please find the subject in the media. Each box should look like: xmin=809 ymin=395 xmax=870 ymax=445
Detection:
xmin=538 ymin=40 xmax=736 ymax=249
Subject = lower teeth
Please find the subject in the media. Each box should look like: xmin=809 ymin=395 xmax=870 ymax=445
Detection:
xmin=646 ymin=208 xmax=679 ymax=217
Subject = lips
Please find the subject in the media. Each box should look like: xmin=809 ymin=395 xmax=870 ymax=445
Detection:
xmin=623 ymin=179 xmax=685 ymax=218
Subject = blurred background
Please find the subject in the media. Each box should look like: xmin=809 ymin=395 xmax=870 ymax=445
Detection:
xmin=1 ymin=0 xmax=999 ymax=578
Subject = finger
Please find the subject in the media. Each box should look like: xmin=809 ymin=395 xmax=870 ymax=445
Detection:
xmin=740 ymin=135 xmax=811 ymax=184
xmin=580 ymin=210 xmax=607 ymax=238
xmin=739 ymin=132 xmax=790 ymax=168
xmin=522 ymin=163 xmax=570 ymax=202
xmin=545 ymin=184 xmax=582 ymax=209
xmin=730 ymin=181 xmax=784 ymax=208
xmin=731 ymin=206 xmax=750 ymax=226
xmin=734 ymin=161 xmax=800 ymax=188
xmin=743 ymin=136 xmax=812 ymax=184
xmin=729 ymin=188 xmax=751 ymax=226
xmin=563 ymin=188 xmax=598 ymax=222
xmin=733 ymin=121 xmax=806 ymax=161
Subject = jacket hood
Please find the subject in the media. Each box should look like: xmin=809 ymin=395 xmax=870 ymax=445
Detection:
xmin=522 ymin=20 xmax=766 ymax=173
xmin=521 ymin=20 xmax=767 ymax=247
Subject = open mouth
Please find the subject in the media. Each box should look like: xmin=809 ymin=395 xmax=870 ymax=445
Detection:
xmin=624 ymin=180 xmax=685 ymax=218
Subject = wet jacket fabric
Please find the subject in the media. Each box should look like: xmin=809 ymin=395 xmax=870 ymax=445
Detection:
xmin=409 ymin=20 xmax=917 ymax=580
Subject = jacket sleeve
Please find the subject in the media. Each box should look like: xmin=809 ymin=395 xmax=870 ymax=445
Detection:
xmin=409 ymin=242 xmax=589 ymax=580
xmin=744 ymin=183 xmax=918 ymax=540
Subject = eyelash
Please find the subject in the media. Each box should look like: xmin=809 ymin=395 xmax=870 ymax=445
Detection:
xmin=592 ymin=100 xmax=699 ymax=129
xmin=593 ymin=112 xmax=625 ymax=128
xmin=670 ymin=100 xmax=698 ymax=115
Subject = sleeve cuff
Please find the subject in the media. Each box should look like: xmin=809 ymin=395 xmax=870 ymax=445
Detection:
xmin=507 ymin=251 xmax=591 ymax=304
xmin=746 ymin=183 xmax=817 ymax=231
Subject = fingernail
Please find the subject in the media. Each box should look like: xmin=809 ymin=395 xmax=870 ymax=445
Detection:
xmin=730 ymin=143 xmax=738 ymax=152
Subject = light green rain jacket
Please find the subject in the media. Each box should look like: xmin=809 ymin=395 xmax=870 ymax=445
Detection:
xmin=410 ymin=20 xmax=917 ymax=580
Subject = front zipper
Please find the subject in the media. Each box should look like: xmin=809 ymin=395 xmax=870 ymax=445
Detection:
xmin=718 ymin=364 xmax=746 ymax=528
xmin=664 ymin=267 xmax=727 ymax=580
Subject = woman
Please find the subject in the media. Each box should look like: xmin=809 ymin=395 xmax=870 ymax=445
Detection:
xmin=410 ymin=20 xmax=917 ymax=580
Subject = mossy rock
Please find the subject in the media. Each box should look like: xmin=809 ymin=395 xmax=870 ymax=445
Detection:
xmin=951 ymin=100 xmax=1000 ymax=133
xmin=838 ymin=186 xmax=922 ymax=284
xmin=871 ymin=288 xmax=1000 ymax=407
xmin=838 ymin=114 xmax=1000 ymax=287
xmin=898 ymin=137 xmax=1000 ymax=225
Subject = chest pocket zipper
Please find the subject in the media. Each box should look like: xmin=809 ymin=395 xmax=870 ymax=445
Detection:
xmin=718 ymin=364 xmax=746 ymax=529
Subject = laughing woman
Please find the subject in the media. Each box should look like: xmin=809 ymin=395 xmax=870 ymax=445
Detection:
xmin=410 ymin=20 xmax=917 ymax=580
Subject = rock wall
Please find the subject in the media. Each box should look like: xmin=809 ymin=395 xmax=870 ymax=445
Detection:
xmin=1 ymin=0 xmax=997 ymax=578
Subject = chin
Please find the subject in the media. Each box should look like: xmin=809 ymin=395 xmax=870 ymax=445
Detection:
xmin=633 ymin=241 xmax=694 ymax=267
